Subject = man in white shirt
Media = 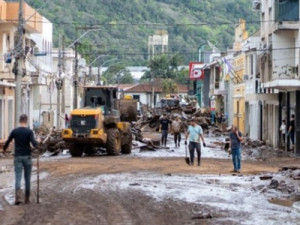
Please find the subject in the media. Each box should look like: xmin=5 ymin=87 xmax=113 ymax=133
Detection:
xmin=280 ymin=119 xmax=286 ymax=149
xmin=185 ymin=118 xmax=206 ymax=166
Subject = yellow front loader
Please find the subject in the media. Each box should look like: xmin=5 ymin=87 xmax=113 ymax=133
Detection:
xmin=62 ymin=87 xmax=133 ymax=157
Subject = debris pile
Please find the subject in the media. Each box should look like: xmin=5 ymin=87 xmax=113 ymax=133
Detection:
xmin=36 ymin=127 xmax=68 ymax=155
xmin=243 ymin=138 xmax=265 ymax=148
xmin=132 ymin=107 xmax=224 ymax=151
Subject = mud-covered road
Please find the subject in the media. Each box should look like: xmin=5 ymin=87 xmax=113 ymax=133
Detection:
xmin=0 ymin=141 xmax=300 ymax=225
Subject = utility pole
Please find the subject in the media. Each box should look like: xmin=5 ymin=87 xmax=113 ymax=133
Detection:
xmin=73 ymin=42 xmax=79 ymax=109
xmin=151 ymin=71 xmax=155 ymax=108
xmin=13 ymin=0 xmax=25 ymax=127
xmin=61 ymin=35 xmax=66 ymax=122
xmin=56 ymin=35 xmax=63 ymax=129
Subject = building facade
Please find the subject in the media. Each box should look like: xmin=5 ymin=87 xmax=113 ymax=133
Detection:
xmin=0 ymin=0 xmax=47 ymax=141
xmin=258 ymin=0 xmax=300 ymax=153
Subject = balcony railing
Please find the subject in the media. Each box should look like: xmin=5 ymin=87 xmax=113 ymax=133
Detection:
xmin=275 ymin=0 xmax=299 ymax=22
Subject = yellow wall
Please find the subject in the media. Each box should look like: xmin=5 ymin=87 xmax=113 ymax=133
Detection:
xmin=233 ymin=84 xmax=245 ymax=134
xmin=233 ymin=19 xmax=249 ymax=51
xmin=232 ymin=20 xmax=247 ymax=134
xmin=233 ymin=53 xmax=246 ymax=83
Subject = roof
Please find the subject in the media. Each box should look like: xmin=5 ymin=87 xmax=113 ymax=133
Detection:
xmin=118 ymin=84 xmax=137 ymax=91
xmin=84 ymin=85 xmax=118 ymax=89
xmin=123 ymin=82 xmax=188 ymax=94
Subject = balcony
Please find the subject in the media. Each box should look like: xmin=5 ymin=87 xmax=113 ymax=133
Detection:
xmin=275 ymin=0 xmax=299 ymax=21
xmin=274 ymin=0 xmax=299 ymax=31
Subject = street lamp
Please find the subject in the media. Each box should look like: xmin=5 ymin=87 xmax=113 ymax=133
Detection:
xmin=70 ymin=28 xmax=101 ymax=109
xmin=67 ymin=29 xmax=102 ymax=49
xmin=87 ymin=55 xmax=108 ymax=67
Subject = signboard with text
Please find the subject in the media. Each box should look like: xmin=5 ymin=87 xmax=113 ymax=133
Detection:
xmin=189 ymin=62 xmax=204 ymax=80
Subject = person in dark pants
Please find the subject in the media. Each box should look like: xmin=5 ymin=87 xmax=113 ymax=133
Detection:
xmin=160 ymin=113 xmax=171 ymax=147
xmin=229 ymin=126 xmax=243 ymax=173
xmin=288 ymin=114 xmax=295 ymax=149
xmin=185 ymin=118 xmax=206 ymax=166
xmin=3 ymin=114 xmax=39 ymax=205
xmin=171 ymin=116 xmax=181 ymax=148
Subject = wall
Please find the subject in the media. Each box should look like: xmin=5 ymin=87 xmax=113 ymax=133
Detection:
xmin=6 ymin=2 xmax=43 ymax=33
xmin=272 ymin=30 xmax=296 ymax=80
xmin=0 ymin=0 xmax=7 ymax=21
xmin=0 ymin=85 xmax=14 ymax=141
xmin=233 ymin=84 xmax=245 ymax=133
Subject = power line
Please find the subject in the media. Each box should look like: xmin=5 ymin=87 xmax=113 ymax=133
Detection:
xmin=15 ymin=46 xmax=300 ymax=57
xmin=2 ymin=19 xmax=291 ymax=26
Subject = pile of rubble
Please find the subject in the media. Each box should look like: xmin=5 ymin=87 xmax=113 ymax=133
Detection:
xmin=131 ymin=107 xmax=224 ymax=151
xmin=35 ymin=127 xmax=68 ymax=155
xmin=257 ymin=168 xmax=300 ymax=207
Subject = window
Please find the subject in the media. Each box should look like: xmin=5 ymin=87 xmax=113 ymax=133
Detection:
xmin=215 ymin=67 xmax=220 ymax=89
xmin=275 ymin=0 xmax=299 ymax=21
xmin=133 ymin=95 xmax=140 ymax=101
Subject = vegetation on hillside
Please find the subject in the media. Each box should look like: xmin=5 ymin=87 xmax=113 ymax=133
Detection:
xmin=27 ymin=0 xmax=259 ymax=66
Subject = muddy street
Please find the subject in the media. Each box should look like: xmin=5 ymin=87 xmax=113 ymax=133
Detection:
xmin=0 ymin=141 xmax=300 ymax=225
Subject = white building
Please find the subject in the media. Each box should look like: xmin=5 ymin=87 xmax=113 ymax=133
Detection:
xmin=120 ymin=82 xmax=189 ymax=107
xmin=257 ymin=0 xmax=300 ymax=153
xmin=27 ymin=17 xmax=54 ymax=129
xmin=244 ymin=33 xmax=263 ymax=140
xmin=0 ymin=1 xmax=51 ymax=139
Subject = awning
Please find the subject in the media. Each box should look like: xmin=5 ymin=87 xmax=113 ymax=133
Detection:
xmin=263 ymin=79 xmax=300 ymax=91
xmin=0 ymin=81 xmax=15 ymax=87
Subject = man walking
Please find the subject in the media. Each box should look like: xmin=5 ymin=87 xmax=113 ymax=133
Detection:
xmin=185 ymin=118 xmax=206 ymax=166
xmin=229 ymin=126 xmax=243 ymax=173
xmin=3 ymin=114 xmax=39 ymax=205
xmin=160 ymin=113 xmax=171 ymax=147
xmin=172 ymin=116 xmax=181 ymax=148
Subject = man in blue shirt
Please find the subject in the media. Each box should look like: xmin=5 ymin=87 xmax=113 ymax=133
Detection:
xmin=229 ymin=126 xmax=243 ymax=173
xmin=185 ymin=118 xmax=206 ymax=166
xmin=3 ymin=114 xmax=39 ymax=205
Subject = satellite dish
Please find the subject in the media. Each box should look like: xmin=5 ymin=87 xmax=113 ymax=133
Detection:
xmin=78 ymin=58 xmax=86 ymax=68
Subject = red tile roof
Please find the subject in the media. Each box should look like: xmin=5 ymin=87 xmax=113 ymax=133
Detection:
xmin=123 ymin=83 xmax=188 ymax=93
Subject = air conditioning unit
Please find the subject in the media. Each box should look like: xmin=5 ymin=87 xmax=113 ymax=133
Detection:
xmin=252 ymin=0 xmax=261 ymax=11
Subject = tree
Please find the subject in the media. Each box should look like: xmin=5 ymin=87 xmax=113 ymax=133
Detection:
xmin=175 ymin=68 xmax=189 ymax=84
xmin=142 ymin=53 xmax=184 ymax=80
xmin=161 ymin=79 xmax=178 ymax=94
xmin=102 ymin=64 xmax=134 ymax=84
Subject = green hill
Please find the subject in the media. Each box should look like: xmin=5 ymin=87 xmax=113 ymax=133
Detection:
xmin=27 ymin=0 xmax=259 ymax=65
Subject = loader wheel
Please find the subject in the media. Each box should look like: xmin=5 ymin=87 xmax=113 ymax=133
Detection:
xmin=69 ymin=143 xmax=83 ymax=157
xmin=121 ymin=130 xmax=132 ymax=154
xmin=106 ymin=128 xmax=121 ymax=156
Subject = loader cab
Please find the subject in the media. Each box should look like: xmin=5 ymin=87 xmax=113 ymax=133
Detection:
xmin=84 ymin=87 xmax=119 ymax=116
